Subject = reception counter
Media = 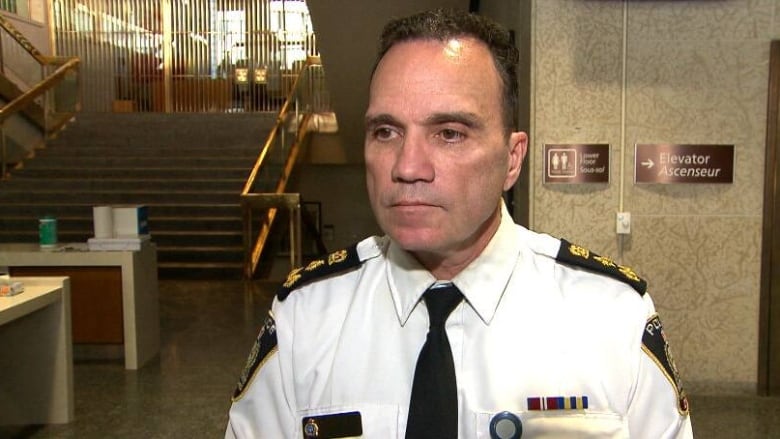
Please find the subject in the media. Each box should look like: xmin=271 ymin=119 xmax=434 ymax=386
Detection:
xmin=0 ymin=276 xmax=73 ymax=424
xmin=0 ymin=242 xmax=159 ymax=370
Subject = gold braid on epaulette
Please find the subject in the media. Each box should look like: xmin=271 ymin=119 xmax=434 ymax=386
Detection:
xmin=276 ymin=244 xmax=362 ymax=301
xmin=555 ymin=239 xmax=647 ymax=295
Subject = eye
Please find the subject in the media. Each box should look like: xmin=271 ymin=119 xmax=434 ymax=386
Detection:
xmin=438 ymin=128 xmax=465 ymax=143
xmin=372 ymin=126 xmax=400 ymax=141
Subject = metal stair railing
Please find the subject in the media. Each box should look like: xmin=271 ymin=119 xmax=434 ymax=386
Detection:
xmin=241 ymin=55 xmax=331 ymax=278
xmin=0 ymin=14 xmax=80 ymax=179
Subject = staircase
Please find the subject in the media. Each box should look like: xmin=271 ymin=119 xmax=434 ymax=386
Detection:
xmin=0 ymin=112 xmax=278 ymax=279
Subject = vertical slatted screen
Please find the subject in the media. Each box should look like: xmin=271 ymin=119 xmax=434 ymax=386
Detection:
xmin=50 ymin=0 xmax=318 ymax=112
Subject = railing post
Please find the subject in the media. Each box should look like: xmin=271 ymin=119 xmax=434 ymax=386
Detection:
xmin=288 ymin=201 xmax=295 ymax=269
xmin=288 ymin=194 xmax=302 ymax=270
xmin=1 ymin=123 xmax=6 ymax=179
xmin=240 ymin=57 xmax=330 ymax=278
xmin=242 ymin=201 xmax=253 ymax=278
xmin=42 ymin=64 xmax=49 ymax=135
xmin=0 ymin=27 xmax=4 ymax=75
xmin=280 ymin=119 xmax=286 ymax=156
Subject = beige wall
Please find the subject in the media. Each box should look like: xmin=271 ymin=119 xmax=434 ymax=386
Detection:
xmin=530 ymin=0 xmax=776 ymax=393
xmin=2 ymin=0 xmax=51 ymax=55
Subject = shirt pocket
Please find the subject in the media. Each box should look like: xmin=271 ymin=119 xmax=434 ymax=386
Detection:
xmin=476 ymin=410 xmax=628 ymax=438
xmin=296 ymin=404 xmax=399 ymax=438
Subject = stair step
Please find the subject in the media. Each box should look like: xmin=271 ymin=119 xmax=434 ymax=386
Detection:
xmin=157 ymin=246 xmax=244 ymax=263
xmin=34 ymin=146 xmax=261 ymax=158
xmin=3 ymin=112 xmax=285 ymax=279
xmin=0 ymin=216 xmax=244 ymax=232
xmin=1 ymin=178 xmax=247 ymax=191
xmin=8 ymin=167 xmax=254 ymax=179
xmin=0 ymin=190 xmax=241 ymax=204
xmin=153 ymin=232 xmax=243 ymax=247
xmin=157 ymin=262 xmax=244 ymax=280
xmin=22 ymin=156 xmax=255 ymax=168
xmin=0 ymin=202 xmax=242 ymax=217
xmin=0 ymin=230 xmax=92 ymax=243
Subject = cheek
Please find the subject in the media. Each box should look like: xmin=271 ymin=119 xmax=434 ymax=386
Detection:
xmin=365 ymin=145 xmax=387 ymax=171
xmin=453 ymin=153 xmax=507 ymax=207
xmin=364 ymin=152 xmax=389 ymax=202
xmin=365 ymin=164 xmax=379 ymax=200
xmin=467 ymin=150 xmax=508 ymax=187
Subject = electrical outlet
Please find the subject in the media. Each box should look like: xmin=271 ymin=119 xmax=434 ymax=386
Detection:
xmin=616 ymin=212 xmax=631 ymax=235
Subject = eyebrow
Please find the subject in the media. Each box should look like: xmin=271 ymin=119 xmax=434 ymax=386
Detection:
xmin=365 ymin=111 xmax=484 ymax=130
xmin=423 ymin=111 xmax=483 ymax=129
xmin=364 ymin=113 xmax=400 ymax=129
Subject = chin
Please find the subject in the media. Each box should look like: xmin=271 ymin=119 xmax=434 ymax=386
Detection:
xmin=377 ymin=210 xmax=448 ymax=250
xmin=387 ymin=228 xmax=444 ymax=253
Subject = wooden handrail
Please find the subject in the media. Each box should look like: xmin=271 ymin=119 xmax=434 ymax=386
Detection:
xmin=0 ymin=13 xmax=81 ymax=179
xmin=0 ymin=13 xmax=46 ymax=64
xmin=0 ymin=57 xmax=80 ymax=123
xmin=241 ymin=122 xmax=280 ymax=195
xmin=240 ymin=57 xmax=326 ymax=277
xmin=241 ymin=112 xmax=313 ymax=277
xmin=241 ymin=57 xmax=322 ymax=196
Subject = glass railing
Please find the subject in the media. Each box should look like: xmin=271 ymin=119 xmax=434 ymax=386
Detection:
xmin=0 ymin=14 xmax=80 ymax=179
xmin=240 ymin=56 xmax=332 ymax=278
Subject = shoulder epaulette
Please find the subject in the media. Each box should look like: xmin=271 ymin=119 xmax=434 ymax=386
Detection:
xmin=277 ymin=244 xmax=362 ymax=301
xmin=555 ymin=239 xmax=647 ymax=295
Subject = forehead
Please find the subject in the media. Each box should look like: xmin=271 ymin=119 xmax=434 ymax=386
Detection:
xmin=368 ymin=37 xmax=502 ymax=116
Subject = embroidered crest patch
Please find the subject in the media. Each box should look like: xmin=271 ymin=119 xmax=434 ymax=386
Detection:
xmin=232 ymin=313 xmax=278 ymax=401
xmin=277 ymin=244 xmax=362 ymax=301
xmin=556 ymin=239 xmax=647 ymax=295
xmin=641 ymin=314 xmax=690 ymax=416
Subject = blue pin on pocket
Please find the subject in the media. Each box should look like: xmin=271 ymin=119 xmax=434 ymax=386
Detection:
xmin=490 ymin=411 xmax=523 ymax=439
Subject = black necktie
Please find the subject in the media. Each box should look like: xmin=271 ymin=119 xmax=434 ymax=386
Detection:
xmin=405 ymin=285 xmax=464 ymax=439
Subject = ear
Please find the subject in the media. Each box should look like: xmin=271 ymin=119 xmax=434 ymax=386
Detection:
xmin=503 ymin=131 xmax=528 ymax=191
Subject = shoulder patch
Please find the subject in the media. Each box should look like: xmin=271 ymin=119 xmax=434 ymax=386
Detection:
xmin=556 ymin=239 xmax=647 ymax=295
xmin=232 ymin=313 xmax=278 ymax=401
xmin=277 ymin=244 xmax=362 ymax=301
xmin=641 ymin=314 xmax=690 ymax=416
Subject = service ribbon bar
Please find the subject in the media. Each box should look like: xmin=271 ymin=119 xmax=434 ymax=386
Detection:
xmin=527 ymin=396 xmax=588 ymax=411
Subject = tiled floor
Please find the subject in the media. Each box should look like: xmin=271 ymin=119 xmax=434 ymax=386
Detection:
xmin=1 ymin=280 xmax=275 ymax=439
xmin=2 ymin=279 xmax=780 ymax=438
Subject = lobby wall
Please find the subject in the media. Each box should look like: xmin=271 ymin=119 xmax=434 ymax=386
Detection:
xmin=529 ymin=0 xmax=778 ymax=393
xmin=2 ymin=0 xmax=51 ymax=55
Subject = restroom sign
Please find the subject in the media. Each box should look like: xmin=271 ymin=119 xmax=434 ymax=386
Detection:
xmin=634 ymin=144 xmax=734 ymax=184
xmin=544 ymin=144 xmax=610 ymax=184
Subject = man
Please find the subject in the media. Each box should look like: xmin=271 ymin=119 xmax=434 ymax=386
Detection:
xmin=227 ymin=9 xmax=693 ymax=438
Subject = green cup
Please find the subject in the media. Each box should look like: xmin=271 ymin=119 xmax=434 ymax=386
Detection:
xmin=39 ymin=217 xmax=58 ymax=249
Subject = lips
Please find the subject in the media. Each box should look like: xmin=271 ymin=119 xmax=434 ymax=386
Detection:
xmin=380 ymin=189 xmax=442 ymax=209
xmin=392 ymin=200 xmax=433 ymax=207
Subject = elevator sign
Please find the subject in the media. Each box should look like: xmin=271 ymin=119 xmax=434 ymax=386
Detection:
xmin=634 ymin=144 xmax=734 ymax=184
xmin=544 ymin=144 xmax=610 ymax=184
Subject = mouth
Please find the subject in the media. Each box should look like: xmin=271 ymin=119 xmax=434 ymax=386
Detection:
xmin=391 ymin=200 xmax=436 ymax=208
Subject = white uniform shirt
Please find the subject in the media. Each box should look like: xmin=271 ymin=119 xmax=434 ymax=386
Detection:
xmin=227 ymin=208 xmax=693 ymax=438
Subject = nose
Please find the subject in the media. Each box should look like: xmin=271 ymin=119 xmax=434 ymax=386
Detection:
xmin=391 ymin=133 xmax=434 ymax=183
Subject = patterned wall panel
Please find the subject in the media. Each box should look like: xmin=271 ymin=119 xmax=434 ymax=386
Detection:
xmin=531 ymin=0 xmax=777 ymax=392
xmin=531 ymin=0 xmax=624 ymax=255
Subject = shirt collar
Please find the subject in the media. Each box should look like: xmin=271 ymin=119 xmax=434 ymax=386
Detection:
xmin=387 ymin=202 xmax=521 ymax=325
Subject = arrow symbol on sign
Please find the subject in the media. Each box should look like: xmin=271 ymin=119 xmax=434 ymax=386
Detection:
xmin=642 ymin=159 xmax=655 ymax=169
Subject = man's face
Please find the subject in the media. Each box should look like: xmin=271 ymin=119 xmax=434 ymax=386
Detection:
xmin=365 ymin=37 xmax=527 ymax=270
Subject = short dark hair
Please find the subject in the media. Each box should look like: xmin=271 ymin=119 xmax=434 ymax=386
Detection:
xmin=372 ymin=8 xmax=519 ymax=132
